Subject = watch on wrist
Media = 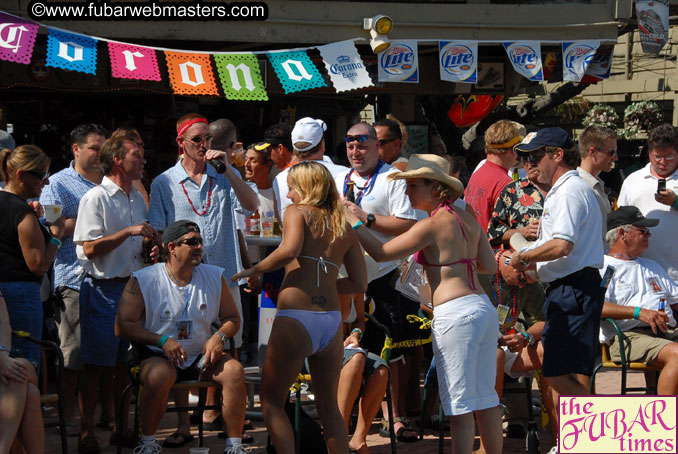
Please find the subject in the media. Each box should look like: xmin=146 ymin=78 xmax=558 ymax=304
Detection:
xmin=49 ymin=236 xmax=62 ymax=249
xmin=215 ymin=331 xmax=228 ymax=345
xmin=0 ymin=345 xmax=9 ymax=353
xmin=365 ymin=213 xmax=376 ymax=228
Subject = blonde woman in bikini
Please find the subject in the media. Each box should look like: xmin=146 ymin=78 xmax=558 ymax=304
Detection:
xmin=347 ymin=154 xmax=502 ymax=454
xmin=232 ymin=161 xmax=366 ymax=454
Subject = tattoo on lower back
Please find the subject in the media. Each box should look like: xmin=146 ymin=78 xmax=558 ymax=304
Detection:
xmin=311 ymin=296 xmax=327 ymax=308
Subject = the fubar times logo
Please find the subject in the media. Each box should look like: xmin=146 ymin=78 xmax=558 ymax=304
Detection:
xmin=559 ymin=396 xmax=677 ymax=453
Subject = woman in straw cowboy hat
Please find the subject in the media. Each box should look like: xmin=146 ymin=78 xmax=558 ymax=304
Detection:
xmin=347 ymin=154 xmax=502 ymax=454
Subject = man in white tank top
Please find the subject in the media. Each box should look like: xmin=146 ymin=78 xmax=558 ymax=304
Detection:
xmin=116 ymin=220 xmax=248 ymax=454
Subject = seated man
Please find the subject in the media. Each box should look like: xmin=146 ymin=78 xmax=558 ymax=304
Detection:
xmin=600 ymin=206 xmax=678 ymax=395
xmin=115 ymin=220 xmax=247 ymax=454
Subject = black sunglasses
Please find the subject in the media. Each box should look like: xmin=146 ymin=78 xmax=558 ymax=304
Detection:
xmin=24 ymin=170 xmax=50 ymax=181
xmin=523 ymin=151 xmax=547 ymax=165
xmin=188 ymin=135 xmax=213 ymax=145
xmin=178 ymin=237 xmax=203 ymax=247
xmin=345 ymin=134 xmax=374 ymax=143
xmin=378 ymin=138 xmax=397 ymax=146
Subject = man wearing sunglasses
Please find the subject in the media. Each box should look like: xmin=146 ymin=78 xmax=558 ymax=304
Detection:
xmin=336 ymin=122 xmax=419 ymax=443
xmin=272 ymin=117 xmax=347 ymax=221
xmin=599 ymin=206 xmax=678 ymax=396
xmin=116 ymin=220 xmax=248 ymax=454
xmin=618 ymin=124 xmax=678 ymax=282
xmin=374 ymin=117 xmax=408 ymax=172
xmin=149 ymin=113 xmax=258 ymax=359
xmin=577 ymin=126 xmax=617 ymax=241
xmin=509 ymin=128 xmax=604 ymax=428
xmin=258 ymin=123 xmax=295 ymax=171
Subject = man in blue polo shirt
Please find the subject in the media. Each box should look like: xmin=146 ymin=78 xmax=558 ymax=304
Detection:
xmin=39 ymin=123 xmax=106 ymax=432
xmin=509 ymin=128 xmax=604 ymax=449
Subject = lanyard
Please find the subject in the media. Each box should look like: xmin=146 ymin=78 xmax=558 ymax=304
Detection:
xmin=343 ymin=160 xmax=384 ymax=207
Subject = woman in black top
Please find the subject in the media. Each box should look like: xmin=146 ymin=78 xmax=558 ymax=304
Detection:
xmin=0 ymin=145 xmax=64 ymax=368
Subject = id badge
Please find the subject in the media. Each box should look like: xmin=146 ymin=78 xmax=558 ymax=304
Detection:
xmin=497 ymin=304 xmax=509 ymax=325
xmin=176 ymin=320 xmax=193 ymax=340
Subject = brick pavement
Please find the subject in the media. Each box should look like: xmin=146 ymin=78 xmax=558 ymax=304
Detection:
xmin=43 ymin=368 xmax=648 ymax=454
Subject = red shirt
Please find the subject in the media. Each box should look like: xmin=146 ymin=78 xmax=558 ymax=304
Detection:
xmin=463 ymin=160 xmax=512 ymax=233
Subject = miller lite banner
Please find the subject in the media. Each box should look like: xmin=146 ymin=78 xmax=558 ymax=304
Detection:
xmin=0 ymin=12 xmax=38 ymax=65
xmin=439 ymin=40 xmax=477 ymax=84
xmin=317 ymin=40 xmax=373 ymax=92
xmin=378 ymin=40 xmax=418 ymax=83
xmin=503 ymin=41 xmax=543 ymax=81
xmin=581 ymin=45 xmax=614 ymax=83
xmin=636 ymin=0 xmax=669 ymax=54
xmin=562 ymin=40 xmax=600 ymax=82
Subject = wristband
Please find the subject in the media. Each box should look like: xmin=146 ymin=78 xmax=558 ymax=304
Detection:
xmin=633 ymin=307 xmax=641 ymax=320
xmin=352 ymin=221 xmax=364 ymax=230
xmin=672 ymin=197 xmax=678 ymax=209
xmin=519 ymin=332 xmax=530 ymax=345
xmin=158 ymin=335 xmax=169 ymax=348
xmin=0 ymin=345 xmax=9 ymax=353
xmin=49 ymin=236 xmax=62 ymax=249
xmin=351 ymin=327 xmax=363 ymax=341
xmin=215 ymin=331 xmax=228 ymax=345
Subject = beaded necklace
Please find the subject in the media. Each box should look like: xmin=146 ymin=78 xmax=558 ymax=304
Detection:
xmin=180 ymin=177 xmax=213 ymax=216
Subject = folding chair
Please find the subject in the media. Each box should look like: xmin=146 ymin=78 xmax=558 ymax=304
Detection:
xmin=590 ymin=318 xmax=660 ymax=395
xmin=117 ymin=339 xmax=234 ymax=454
xmin=12 ymin=330 xmax=68 ymax=454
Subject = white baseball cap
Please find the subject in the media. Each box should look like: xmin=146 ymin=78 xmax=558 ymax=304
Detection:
xmin=291 ymin=117 xmax=327 ymax=152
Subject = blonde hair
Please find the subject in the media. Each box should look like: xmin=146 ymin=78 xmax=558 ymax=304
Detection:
xmin=287 ymin=161 xmax=346 ymax=242
xmin=485 ymin=120 xmax=522 ymax=154
xmin=424 ymin=179 xmax=459 ymax=203
xmin=0 ymin=145 xmax=50 ymax=183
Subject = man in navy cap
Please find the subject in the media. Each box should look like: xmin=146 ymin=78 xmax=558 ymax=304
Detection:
xmin=509 ymin=128 xmax=604 ymax=448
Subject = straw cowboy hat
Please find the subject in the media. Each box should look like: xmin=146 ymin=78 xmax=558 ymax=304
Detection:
xmin=387 ymin=154 xmax=464 ymax=200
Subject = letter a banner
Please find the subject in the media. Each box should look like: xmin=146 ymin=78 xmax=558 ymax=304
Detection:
xmin=317 ymin=40 xmax=373 ymax=92
xmin=378 ymin=40 xmax=419 ymax=83
xmin=46 ymin=30 xmax=98 ymax=75
xmin=108 ymin=42 xmax=161 ymax=81
xmin=0 ymin=12 xmax=38 ymax=65
xmin=164 ymin=51 xmax=219 ymax=96
xmin=562 ymin=41 xmax=599 ymax=82
xmin=636 ymin=0 xmax=669 ymax=54
xmin=266 ymin=50 xmax=326 ymax=94
xmin=503 ymin=41 xmax=543 ymax=81
xmin=213 ymin=54 xmax=268 ymax=101
xmin=439 ymin=41 xmax=477 ymax=84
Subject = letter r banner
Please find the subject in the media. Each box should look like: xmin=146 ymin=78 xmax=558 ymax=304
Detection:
xmin=558 ymin=395 xmax=677 ymax=453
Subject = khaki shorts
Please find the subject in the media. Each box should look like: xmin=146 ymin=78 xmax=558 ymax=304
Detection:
xmin=55 ymin=286 xmax=82 ymax=370
xmin=609 ymin=327 xmax=678 ymax=365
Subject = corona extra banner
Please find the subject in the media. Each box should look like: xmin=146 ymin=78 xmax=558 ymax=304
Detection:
xmin=317 ymin=40 xmax=373 ymax=92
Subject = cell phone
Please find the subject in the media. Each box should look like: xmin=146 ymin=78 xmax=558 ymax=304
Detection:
xmin=658 ymin=178 xmax=666 ymax=193
xmin=600 ymin=265 xmax=615 ymax=289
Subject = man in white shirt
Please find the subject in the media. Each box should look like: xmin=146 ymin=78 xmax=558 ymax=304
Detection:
xmin=618 ymin=124 xmax=678 ymax=281
xmin=73 ymin=136 xmax=158 ymax=453
xmin=272 ymin=117 xmax=347 ymax=221
xmin=336 ymin=122 xmax=419 ymax=442
xmin=600 ymin=207 xmax=678 ymax=395
xmin=577 ymin=125 xmax=617 ymax=240
xmin=510 ymin=128 xmax=604 ymax=406
xmin=116 ymin=220 xmax=247 ymax=454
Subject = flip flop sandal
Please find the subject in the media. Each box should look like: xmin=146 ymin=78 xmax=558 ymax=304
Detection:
xmin=162 ymin=432 xmax=195 ymax=448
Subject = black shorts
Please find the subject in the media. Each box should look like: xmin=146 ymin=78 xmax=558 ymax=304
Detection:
xmin=541 ymin=267 xmax=605 ymax=377
xmin=362 ymin=269 xmax=430 ymax=360
xmin=131 ymin=344 xmax=201 ymax=382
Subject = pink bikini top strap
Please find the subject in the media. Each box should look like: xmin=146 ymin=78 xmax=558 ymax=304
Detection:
xmin=432 ymin=201 xmax=468 ymax=242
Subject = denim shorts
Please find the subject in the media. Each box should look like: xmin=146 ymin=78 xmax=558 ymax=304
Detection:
xmin=0 ymin=281 xmax=43 ymax=368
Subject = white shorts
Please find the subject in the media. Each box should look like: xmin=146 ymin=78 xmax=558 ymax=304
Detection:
xmin=432 ymin=293 xmax=500 ymax=416
xmin=501 ymin=345 xmax=534 ymax=379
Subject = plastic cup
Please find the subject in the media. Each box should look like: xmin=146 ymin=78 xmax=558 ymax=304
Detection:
xmin=189 ymin=448 xmax=209 ymax=454
xmin=261 ymin=216 xmax=274 ymax=237
xmin=44 ymin=204 xmax=62 ymax=223
xmin=232 ymin=142 xmax=245 ymax=167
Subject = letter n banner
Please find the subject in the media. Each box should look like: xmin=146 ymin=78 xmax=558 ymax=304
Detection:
xmin=213 ymin=54 xmax=268 ymax=101
xmin=164 ymin=51 xmax=219 ymax=96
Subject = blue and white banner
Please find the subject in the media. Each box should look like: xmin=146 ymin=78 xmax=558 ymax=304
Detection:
xmin=503 ymin=41 xmax=542 ymax=81
xmin=46 ymin=30 xmax=98 ymax=75
xmin=378 ymin=40 xmax=418 ymax=83
xmin=439 ymin=41 xmax=477 ymax=84
xmin=636 ymin=0 xmax=669 ymax=54
xmin=317 ymin=40 xmax=372 ymax=92
xmin=562 ymin=40 xmax=599 ymax=82
xmin=266 ymin=50 xmax=326 ymax=94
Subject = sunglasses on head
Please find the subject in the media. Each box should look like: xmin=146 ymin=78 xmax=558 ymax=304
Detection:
xmin=24 ymin=170 xmax=50 ymax=181
xmin=345 ymin=134 xmax=374 ymax=143
xmin=178 ymin=237 xmax=203 ymax=247
xmin=187 ymin=135 xmax=213 ymax=145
